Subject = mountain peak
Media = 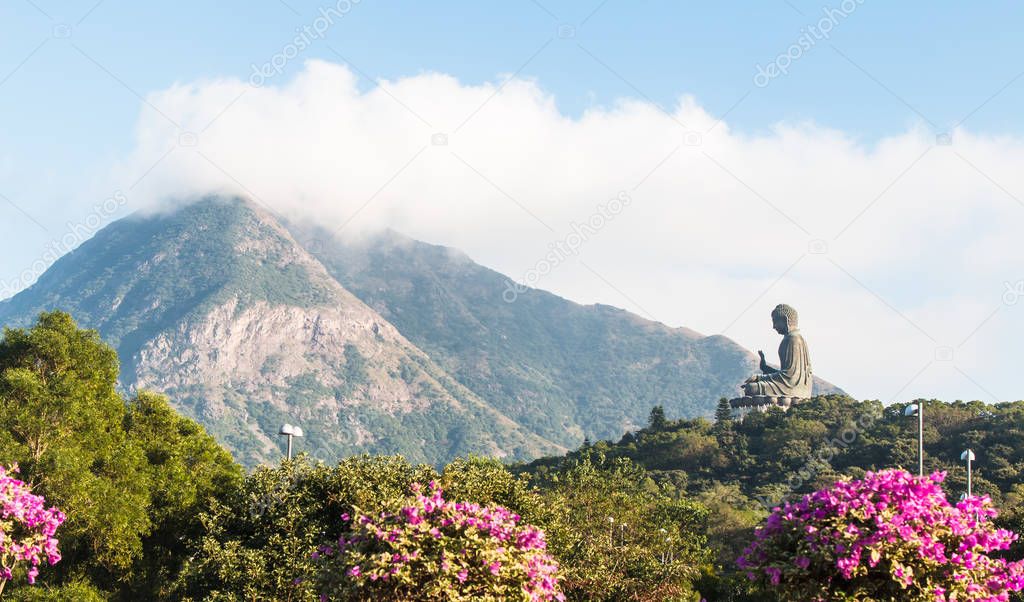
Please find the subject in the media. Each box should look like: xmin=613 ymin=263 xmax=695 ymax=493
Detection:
xmin=0 ymin=197 xmax=561 ymax=466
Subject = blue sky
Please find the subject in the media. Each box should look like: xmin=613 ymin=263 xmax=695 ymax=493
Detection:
xmin=2 ymin=1 xmax=1024 ymax=401
xmin=4 ymin=1 xmax=1024 ymax=175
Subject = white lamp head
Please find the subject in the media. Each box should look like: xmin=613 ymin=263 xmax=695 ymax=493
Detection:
xmin=279 ymin=423 xmax=303 ymax=437
xmin=960 ymin=449 xmax=975 ymax=462
xmin=904 ymin=404 xmax=920 ymax=416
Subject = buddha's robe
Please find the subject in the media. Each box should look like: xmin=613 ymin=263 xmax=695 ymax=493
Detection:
xmin=743 ymin=329 xmax=812 ymax=398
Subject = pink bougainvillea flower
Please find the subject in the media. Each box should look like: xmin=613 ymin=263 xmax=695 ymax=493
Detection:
xmin=313 ymin=482 xmax=563 ymax=601
xmin=738 ymin=469 xmax=1024 ymax=601
xmin=0 ymin=465 xmax=64 ymax=586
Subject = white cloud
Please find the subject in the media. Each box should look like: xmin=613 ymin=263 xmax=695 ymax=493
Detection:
xmin=115 ymin=59 xmax=1024 ymax=403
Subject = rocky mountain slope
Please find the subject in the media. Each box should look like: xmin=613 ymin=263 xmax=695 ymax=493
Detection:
xmin=0 ymin=198 xmax=559 ymax=466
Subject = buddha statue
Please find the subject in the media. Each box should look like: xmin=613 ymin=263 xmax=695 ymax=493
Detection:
xmin=741 ymin=303 xmax=812 ymax=400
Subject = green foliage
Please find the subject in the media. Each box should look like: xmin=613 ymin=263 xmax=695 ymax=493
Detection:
xmin=0 ymin=312 xmax=241 ymax=600
xmin=7 ymin=578 xmax=108 ymax=601
xmin=0 ymin=311 xmax=151 ymax=582
xmin=11 ymin=308 xmax=1024 ymax=601
xmin=648 ymin=406 xmax=667 ymax=431
xmin=121 ymin=391 xmax=242 ymax=599
xmin=171 ymin=455 xmax=437 ymax=601
xmin=693 ymin=483 xmax=765 ymax=567
xmin=439 ymin=457 xmax=546 ymax=520
xmin=341 ymin=343 xmax=368 ymax=396
xmin=531 ymin=456 xmax=711 ymax=601
xmin=714 ymin=397 xmax=733 ymax=424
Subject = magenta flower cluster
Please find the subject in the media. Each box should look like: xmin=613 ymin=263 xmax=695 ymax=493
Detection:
xmin=738 ymin=469 xmax=1024 ymax=601
xmin=312 ymin=482 xmax=564 ymax=601
xmin=0 ymin=464 xmax=65 ymax=585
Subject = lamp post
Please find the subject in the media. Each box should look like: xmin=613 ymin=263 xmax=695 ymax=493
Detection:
xmin=279 ymin=423 xmax=304 ymax=460
xmin=961 ymin=449 xmax=976 ymax=497
xmin=904 ymin=403 xmax=923 ymax=477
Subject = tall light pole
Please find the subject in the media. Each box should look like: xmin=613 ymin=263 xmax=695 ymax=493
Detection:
xmin=961 ymin=449 xmax=976 ymax=497
xmin=279 ymin=423 xmax=304 ymax=460
xmin=904 ymin=403 xmax=923 ymax=477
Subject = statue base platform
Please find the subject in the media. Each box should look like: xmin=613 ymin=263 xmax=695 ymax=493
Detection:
xmin=729 ymin=395 xmax=805 ymax=412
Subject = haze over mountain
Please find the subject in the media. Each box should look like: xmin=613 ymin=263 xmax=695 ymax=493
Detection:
xmin=0 ymin=197 xmax=840 ymax=466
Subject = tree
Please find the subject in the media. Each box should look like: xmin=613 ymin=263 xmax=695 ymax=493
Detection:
xmin=648 ymin=406 xmax=667 ymax=431
xmin=694 ymin=483 xmax=763 ymax=568
xmin=533 ymin=455 xmax=712 ymax=601
xmin=0 ymin=312 xmax=242 ymax=599
xmin=0 ymin=312 xmax=152 ymax=587
xmin=439 ymin=457 xmax=546 ymax=522
xmin=6 ymin=578 xmax=106 ymax=601
xmin=714 ymin=398 xmax=733 ymax=425
xmin=122 ymin=391 xmax=242 ymax=599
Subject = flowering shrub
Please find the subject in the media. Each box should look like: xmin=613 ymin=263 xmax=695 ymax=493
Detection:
xmin=0 ymin=464 xmax=65 ymax=588
xmin=312 ymin=481 xmax=564 ymax=601
xmin=738 ymin=468 xmax=1024 ymax=601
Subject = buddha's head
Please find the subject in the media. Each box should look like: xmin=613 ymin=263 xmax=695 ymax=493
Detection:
xmin=771 ymin=304 xmax=798 ymax=334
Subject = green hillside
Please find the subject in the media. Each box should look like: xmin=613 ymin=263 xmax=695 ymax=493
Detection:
xmin=296 ymin=227 xmax=840 ymax=448
xmin=524 ymin=395 xmax=1024 ymax=504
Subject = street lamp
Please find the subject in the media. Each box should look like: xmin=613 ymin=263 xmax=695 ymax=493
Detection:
xmin=279 ymin=423 xmax=304 ymax=460
xmin=904 ymin=403 xmax=923 ymax=477
xmin=961 ymin=449 xmax=976 ymax=497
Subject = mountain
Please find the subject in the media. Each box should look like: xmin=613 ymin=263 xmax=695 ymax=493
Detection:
xmin=0 ymin=196 xmax=842 ymax=466
xmin=287 ymin=225 xmax=842 ymax=448
xmin=0 ymin=198 xmax=560 ymax=466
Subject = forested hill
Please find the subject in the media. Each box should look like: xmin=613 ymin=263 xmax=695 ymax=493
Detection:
xmin=522 ymin=395 xmax=1024 ymax=509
